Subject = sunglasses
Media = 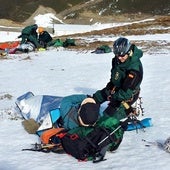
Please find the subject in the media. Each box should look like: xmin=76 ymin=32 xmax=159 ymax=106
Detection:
xmin=116 ymin=54 xmax=126 ymax=58
xmin=115 ymin=50 xmax=131 ymax=58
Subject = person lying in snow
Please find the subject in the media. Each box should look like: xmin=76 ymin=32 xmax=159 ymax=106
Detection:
xmin=16 ymin=93 xmax=103 ymax=134
xmin=17 ymin=92 xmax=126 ymax=162
xmin=9 ymin=41 xmax=36 ymax=54
xmin=18 ymin=92 xmax=150 ymax=162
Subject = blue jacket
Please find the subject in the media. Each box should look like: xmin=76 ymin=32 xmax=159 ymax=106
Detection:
xmin=60 ymin=94 xmax=104 ymax=130
xmin=60 ymin=94 xmax=87 ymax=129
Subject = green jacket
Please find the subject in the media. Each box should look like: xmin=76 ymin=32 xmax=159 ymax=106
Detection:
xmin=94 ymin=45 xmax=143 ymax=103
xmin=18 ymin=24 xmax=40 ymax=48
xmin=93 ymin=45 xmax=143 ymax=120
xmin=111 ymin=45 xmax=143 ymax=101
xmin=21 ymin=25 xmax=38 ymax=35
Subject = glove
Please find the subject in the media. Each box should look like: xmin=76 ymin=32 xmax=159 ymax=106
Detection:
xmin=120 ymin=120 xmax=128 ymax=131
xmin=120 ymin=116 xmax=132 ymax=131
xmin=22 ymin=118 xmax=40 ymax=134
xmin=121 ymin=101 xmax=134 ymax=116
xmin=106 ymin=82 xmax=114 ymax=90
xmin=18 ymin=35 xmax=22 ymax=38
xmin=125 ymin=107 xmax=134 ymax=116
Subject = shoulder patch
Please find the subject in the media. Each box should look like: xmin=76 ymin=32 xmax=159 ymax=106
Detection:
xmin=115 ymin=72 xmax=119 ymax=80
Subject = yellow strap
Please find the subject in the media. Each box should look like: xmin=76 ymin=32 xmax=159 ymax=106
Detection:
xmin=121 ymin=101 xmax=130 ymax=109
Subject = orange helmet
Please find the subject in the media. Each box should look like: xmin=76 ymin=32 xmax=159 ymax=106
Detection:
xmin=38 ymin=27 xmax=44 ymax=34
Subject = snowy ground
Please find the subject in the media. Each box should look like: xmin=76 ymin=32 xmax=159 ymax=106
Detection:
xmin=0 ymin=14 xmax=170 ymax=170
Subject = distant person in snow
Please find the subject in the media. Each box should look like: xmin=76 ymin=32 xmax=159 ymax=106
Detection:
xmin=92 ymin=37 xmax=143 ymax=121
xmin=18 ymin=24 xmax=40 ymax=48
xmin=37 ymin=27 xmax=53 ymax=48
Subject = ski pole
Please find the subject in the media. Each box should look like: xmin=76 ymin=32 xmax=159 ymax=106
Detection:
xmin=97 ymin=117 xmax=130 ymax=146
xmin=97 ymin=116 xmax=134 ymax=146
xmin=97 ymin=125 xmax=122 ymax=146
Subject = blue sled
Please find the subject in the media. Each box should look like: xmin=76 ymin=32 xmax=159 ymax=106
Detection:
xmin=127 ymin=118 xmax=153 ymax=131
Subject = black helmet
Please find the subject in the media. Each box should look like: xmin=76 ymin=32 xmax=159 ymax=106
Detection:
xmin=113 ymin=37 xmax=131 ymax=56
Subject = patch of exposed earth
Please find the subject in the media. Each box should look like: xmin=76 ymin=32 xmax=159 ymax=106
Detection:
xmin=0 ymin=14 xmax=169 ymax=56
xmin=57 ymin=16 xmax=170 ymax=53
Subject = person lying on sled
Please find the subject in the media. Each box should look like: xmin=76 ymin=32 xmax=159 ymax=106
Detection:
xmin=39 ymin=96 xmax=126 ymax=159
xmin=9 ymin=41 xmax=36 ymax=54
xmin=17 ymin=93 xmax=102 ymax=134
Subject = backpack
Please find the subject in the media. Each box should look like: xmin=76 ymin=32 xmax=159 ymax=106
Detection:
xmin=59 ymin=116 xmax=124 ymax=162
xmin=41 ymin=128 xmax=65 ymax=144
xmin=40 ymin=127 xmax=66 ymax=153
xmin=92 ymin=45 xmax=112 ymax=54
xmin=39 ymin=116 xmax=126 ymax=162
xmin=53 ymin=39 xmax=63 ymax=47
xmin=63 ymin=38 xmax=76 ymax=47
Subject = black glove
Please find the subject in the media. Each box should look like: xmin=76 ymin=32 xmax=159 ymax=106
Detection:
xmin=125 ymin=106 xmax=134 ymax=116
xmin=18 ymin=34 xmax=22 ymax=38
xmin=106 ymin=82 xmax=114 ymax=90
xmin=120 ymin=118 xmax=131 ymax=131
xmin=120 ymin=118 xmax=129 ymax=131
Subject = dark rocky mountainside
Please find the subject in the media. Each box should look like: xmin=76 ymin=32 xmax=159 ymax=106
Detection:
xmin=0 ymin=0 xmax=169 ymax=25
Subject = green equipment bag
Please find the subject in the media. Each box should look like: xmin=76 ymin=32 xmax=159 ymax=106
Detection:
xmin=53 ymin=39 xmax=63 ymax=47
xmin=100 ymin=45 xmax=112 ymax=53
xmin=92 ymin=45 xmax=112 ymax=54
xmin=63 ymin=38 xmax=76 ymax=47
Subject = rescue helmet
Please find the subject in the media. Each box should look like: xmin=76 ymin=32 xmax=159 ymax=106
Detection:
xmin=113 ymin=37 xmax=131 ymax=56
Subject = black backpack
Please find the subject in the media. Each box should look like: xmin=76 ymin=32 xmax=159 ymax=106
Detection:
xmin=59 ymin=116 xmax=125 ymax=163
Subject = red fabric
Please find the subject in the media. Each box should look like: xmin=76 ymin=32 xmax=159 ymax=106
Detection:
xmin=0 ymin=41 xmax=19 ymax=50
